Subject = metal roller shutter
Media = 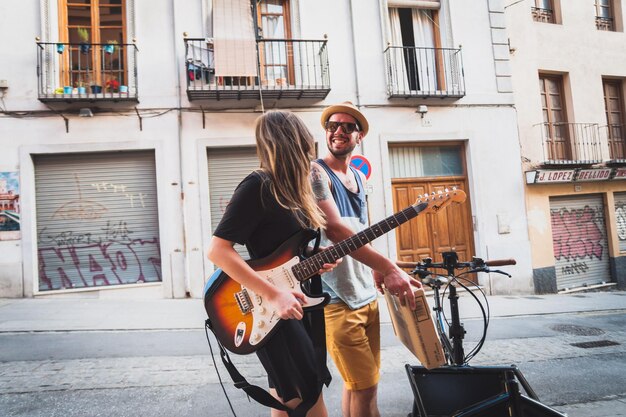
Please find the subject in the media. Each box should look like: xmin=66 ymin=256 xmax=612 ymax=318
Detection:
xmin=549 ymin=194 xmax=611 ymax=290
xmin=207 ymin=147 xmax=258 ymax=259
xmin=615 ymin=192 xmax=626 ymax=252
xmin=34 ymin=150 xmax=161 ymax=292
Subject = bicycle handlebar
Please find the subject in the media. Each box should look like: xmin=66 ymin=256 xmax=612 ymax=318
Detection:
xmin=396 ymin=257 xmax=516 ymax=270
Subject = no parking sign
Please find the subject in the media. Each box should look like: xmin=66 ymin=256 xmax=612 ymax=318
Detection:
xmin=350 ymin=154 xmax=372 ymax=180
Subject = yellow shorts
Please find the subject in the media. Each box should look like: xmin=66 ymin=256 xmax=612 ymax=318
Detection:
xmin=324 ymin=299 xmax=380 ymax=391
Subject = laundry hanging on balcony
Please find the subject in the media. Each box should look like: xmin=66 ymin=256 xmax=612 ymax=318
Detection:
xmin=213 ymin=0 xmax=257 ymax=78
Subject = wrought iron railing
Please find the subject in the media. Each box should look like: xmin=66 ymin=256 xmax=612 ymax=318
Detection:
xmin=595 ymin=16 xmax=614 ymax=31
xmin=532 ymin=7 xmax=555 ymax=23
xmin=36 ymin=42 xmax=138 ymax=101
xmin=539 ymin=122 xmax=602 ymax=165
xmin=184 ymin=38 xmax=330 ymax=100
xmin=384 ymin=46 xmax=465 ymax=98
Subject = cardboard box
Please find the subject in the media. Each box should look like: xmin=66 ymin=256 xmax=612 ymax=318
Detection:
xmin=384 ymin=287 xmax=446 ymax=369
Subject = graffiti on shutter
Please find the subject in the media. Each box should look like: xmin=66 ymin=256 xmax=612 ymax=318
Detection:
xmin=550 ymin=195 xmax=611 ymax=290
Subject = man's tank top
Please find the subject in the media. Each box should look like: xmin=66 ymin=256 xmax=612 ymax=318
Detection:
xmin=315 ymin=159 xmax=377 ymax=309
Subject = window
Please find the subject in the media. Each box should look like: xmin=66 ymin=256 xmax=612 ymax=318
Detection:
xmin=388 ymin=6 xmax=442 ymax=92
xmin=58 ymin=0 xmax=127 ymax=90
xmin=532 ymin=0 xmax=555 ymax=23
xmin=603 ymin=79 xmax=626 ymax=159
xmin=257 ymin=0 xmax=294 ymax=86
xmin=595 ymin=0 xmax=615 ymax=30
xmin=539 ymin=75 xmax=570 ymax=160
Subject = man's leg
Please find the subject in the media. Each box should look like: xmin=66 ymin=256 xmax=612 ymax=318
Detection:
xmin=325 ymin=301 xmax=381 ymax=417
xmin=341 ymin=384 xmax=380 ymax=417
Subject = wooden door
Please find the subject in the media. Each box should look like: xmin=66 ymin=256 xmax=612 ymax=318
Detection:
xmin=257 ymin=0 xmax=295 ymax=86
xmin=392 ymin=178 xmax=474 ymax=279
xmin=603 ymin=80 xmax=626 ymax=159
xmin=540 ymin=75 xmax=570 ymax=160
xmin=59 ymin=0 xmax=127 ymax=90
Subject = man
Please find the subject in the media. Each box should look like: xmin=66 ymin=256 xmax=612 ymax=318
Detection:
xmin=311 ymin=101 xmax=421 ymax=417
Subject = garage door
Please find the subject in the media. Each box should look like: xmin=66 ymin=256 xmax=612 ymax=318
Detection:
xmin=207 ymin=147 xmax=258 ymax=259
xmin=35 ymin=150 xmax=161 ymax=292
xmin=615 ymin=192 xmax=626 ymax=252
xmin=550 ymin=194 xmax=611 ymax=290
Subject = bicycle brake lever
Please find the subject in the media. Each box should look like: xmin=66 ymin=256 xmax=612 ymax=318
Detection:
xmin=491 ymin=269 xmax=512 ymax=278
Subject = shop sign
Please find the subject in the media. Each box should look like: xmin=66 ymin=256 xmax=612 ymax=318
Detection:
xmin=526 ymin=169 xmax=576 ymax=184
xmin=527 ymin=167 xmax=624 ymax=184
xmin=613 ymin=168 xmax=626 ymax=180
xmin=576 ymin=168 xmax=612 ymax=182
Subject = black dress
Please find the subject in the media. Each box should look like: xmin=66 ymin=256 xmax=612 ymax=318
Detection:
xmin=213 ymin=171 xmax=331 ymax=413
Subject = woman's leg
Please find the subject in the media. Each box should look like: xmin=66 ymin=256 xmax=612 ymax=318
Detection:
xmin=268 ymin=389 xmax=328 ymax=417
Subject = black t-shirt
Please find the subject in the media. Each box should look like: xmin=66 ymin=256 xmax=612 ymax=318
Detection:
xmin=213 ymin=170 xmax=305 ymax=259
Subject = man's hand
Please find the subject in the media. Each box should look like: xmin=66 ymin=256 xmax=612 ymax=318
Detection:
xmin=377 ymin=266 xmax=422 ymax=310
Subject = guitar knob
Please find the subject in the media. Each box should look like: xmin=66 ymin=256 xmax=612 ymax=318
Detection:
xmin=257 ymin=306 xmax=266 ymax=315
xmin=253 ymin=333 xmax=261 ymax=341
xmin=258 ymin=320 xmax=266 ymax=329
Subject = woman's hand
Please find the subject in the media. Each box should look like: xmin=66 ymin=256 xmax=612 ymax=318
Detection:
xmin=318 ymin=258 xmax=342 ymax=274
xmin=305 ymin=245 xmax=343 ymax=275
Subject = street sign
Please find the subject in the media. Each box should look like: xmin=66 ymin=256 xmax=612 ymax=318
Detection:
xmin=350 ymin=154 xmax=372 ymax=180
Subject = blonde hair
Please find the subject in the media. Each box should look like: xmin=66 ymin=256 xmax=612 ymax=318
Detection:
xmin=255 ymin=111 xmax=326 ymax=229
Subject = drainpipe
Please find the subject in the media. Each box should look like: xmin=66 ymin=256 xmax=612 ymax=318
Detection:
xmin=348 ymin=0 xmax=362 ymax=109
xmin=170 ymin=0 xmax=188 ymax=298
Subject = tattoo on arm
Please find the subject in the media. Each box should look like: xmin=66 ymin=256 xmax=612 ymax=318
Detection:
xmin=310 ymin=166 xmax=331 ymax=201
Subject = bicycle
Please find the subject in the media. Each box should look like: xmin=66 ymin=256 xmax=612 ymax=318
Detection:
xmin=397 ymin=251 xmax=567 ymax=417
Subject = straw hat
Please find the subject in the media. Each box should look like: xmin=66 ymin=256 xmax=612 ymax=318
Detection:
xmin=320 ymin=101 xmax=369 ymax=137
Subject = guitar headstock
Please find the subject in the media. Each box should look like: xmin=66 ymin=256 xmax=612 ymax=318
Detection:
xmin=414 ymin=188 xmax=467 ymax=214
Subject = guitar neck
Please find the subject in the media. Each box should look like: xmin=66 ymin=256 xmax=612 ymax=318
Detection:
xmin=293 ymin=202 xmax=428 ymax=281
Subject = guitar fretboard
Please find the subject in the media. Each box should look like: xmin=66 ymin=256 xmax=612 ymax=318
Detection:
xmin=292 ymin=202 xmax=428 ymax=281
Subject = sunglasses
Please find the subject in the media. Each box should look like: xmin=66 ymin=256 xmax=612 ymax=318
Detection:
xmin=325 ymin=121 xmax=360 ymax=134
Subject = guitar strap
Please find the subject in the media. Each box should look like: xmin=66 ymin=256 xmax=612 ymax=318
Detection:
xmin=204 ymin=229 xmax=328 ymax=417
xmin=205 ymin=318 xmax=292 ymax=413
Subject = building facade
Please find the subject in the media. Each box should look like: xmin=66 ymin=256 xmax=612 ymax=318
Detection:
xmin=505 ymin=0 xmax=626 ymax=293
xmin=0 ymin=0 xmax=533 ymax=299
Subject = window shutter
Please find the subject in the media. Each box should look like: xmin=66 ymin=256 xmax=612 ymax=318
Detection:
xmin=213 ymin=0 xmax=258 ymax=77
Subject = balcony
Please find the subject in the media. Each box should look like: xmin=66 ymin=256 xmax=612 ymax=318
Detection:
xmin=384 ymin=46 xmax=465 ymax=99
xmin=36 ymin=42 xmax=138 ymax=102
xmin=596 ymin=16 xmax=615 ymax=31
xmin=539 ymin=122 xmax=602 ymax=166
xmin=184 ymin=38 xmax=330 ymax=101
xmin=532 ymin=7 xmax=555 ymax=23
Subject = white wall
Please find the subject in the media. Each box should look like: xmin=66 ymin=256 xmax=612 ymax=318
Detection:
xmin=0 ymin=0 xmax=534 ymax=297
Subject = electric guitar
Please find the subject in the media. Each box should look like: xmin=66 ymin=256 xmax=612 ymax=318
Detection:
xmin=203 ymin=188 xmax=466 ymax=355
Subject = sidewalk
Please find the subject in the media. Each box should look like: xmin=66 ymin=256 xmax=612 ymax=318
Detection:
xmin=0 ymin=290 xmax=624 ymax=333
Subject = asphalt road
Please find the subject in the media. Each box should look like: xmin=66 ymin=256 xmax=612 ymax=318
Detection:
xmin=1 ymin=310 xmax=625 ymax=417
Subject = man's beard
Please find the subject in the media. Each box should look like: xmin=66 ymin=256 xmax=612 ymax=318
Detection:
xmin=327 ymin=139 xmax=356 ymax=157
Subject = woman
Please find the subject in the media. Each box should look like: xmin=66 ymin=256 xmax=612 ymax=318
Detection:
xmin=207 ymin=111 xmax=337 ymax=417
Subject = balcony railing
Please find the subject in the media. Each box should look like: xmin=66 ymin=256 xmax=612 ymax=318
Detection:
xmin=184 ymin=38 xmax=330 ymax=101
xmin=37 ymin=42 xmax=138 ymax=102
xmin=384 ymin=46 xmax=465 ymax=99
xmin=539 ymin=122 xmax=602 ymax=165
xmin=532 ymin=7 xmax=555 ymax=23
xmin=595 ymin=16 xmax=615 ymax=31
